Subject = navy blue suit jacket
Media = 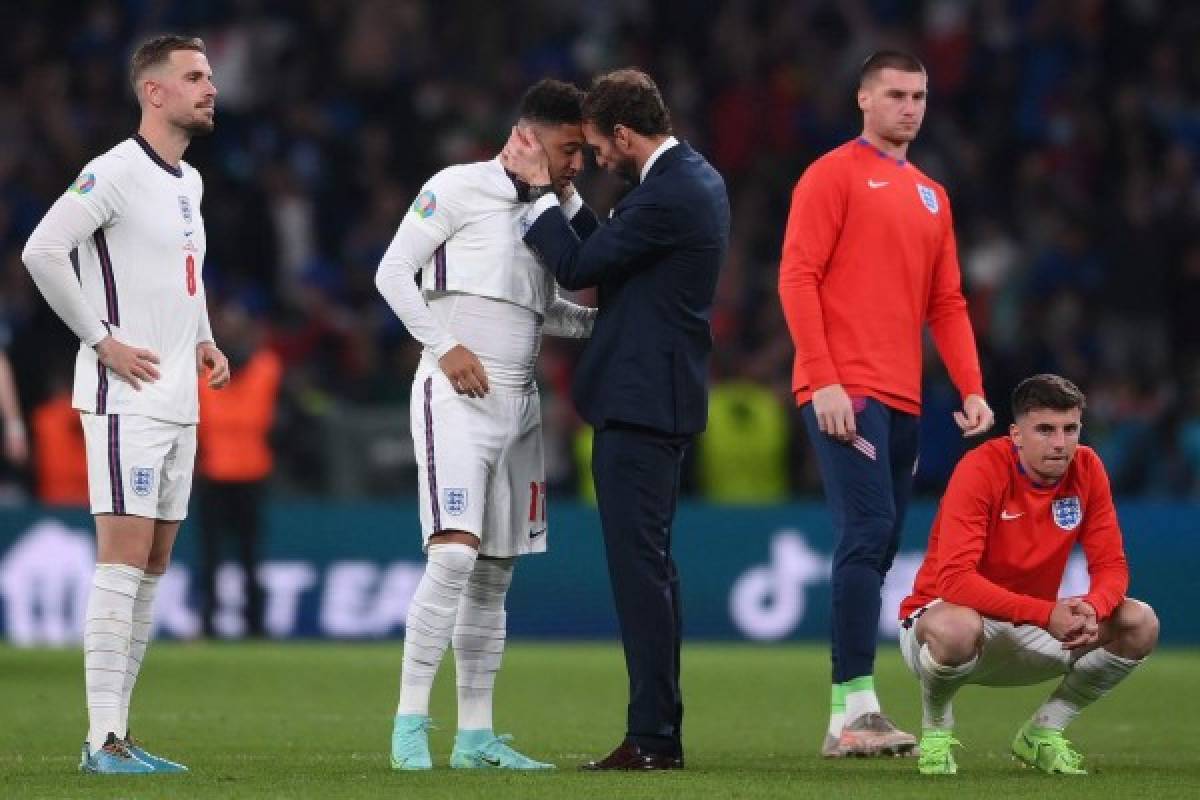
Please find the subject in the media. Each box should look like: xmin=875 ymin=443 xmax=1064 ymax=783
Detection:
xmin=524 ymin=142 xmax=730 ymax=435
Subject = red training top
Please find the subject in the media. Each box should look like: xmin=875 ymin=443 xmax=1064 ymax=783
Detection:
xmin=900 ymin=438 xmax=1129 ymax=627
xmin=778 ymin=138 xmax=983 ymax=414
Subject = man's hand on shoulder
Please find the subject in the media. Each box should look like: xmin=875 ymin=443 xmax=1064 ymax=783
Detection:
xmin=439 ymin=345 xmax=490 ymax=398
xmin=96 ymin=335 xmax=160 ymax=391
xmin=954 ymin=394 xmax=994 ymax=437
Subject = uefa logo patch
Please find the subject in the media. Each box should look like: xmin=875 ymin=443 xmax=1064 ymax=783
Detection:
xmin=1052 ymin=496 xmax=1082 ymax=531
xmin=131 ymin=467 xmax=155 ymax=497
xmin=412 ymin=190 xmax=437 ymax=219
xmin=70 ymin=172 xmax=96 ymax=195
xmin=444 ymin=488 xmax=468 ymax=516
xmin=916 ymin=183 xmax=939 ymax=214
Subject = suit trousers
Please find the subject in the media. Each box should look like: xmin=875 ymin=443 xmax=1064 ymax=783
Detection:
xmin=592 ymin=423 xmax=690 ymax=755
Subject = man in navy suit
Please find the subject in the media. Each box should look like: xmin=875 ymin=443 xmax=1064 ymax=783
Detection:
xmin=502 ymin=69 xmax=730 ymax=770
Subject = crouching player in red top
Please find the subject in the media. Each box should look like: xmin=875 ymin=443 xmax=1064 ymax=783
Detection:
xmin=898 ymin=374 xmax=1159 ymax=776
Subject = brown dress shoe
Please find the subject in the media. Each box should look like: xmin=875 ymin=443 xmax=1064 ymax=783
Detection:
xmin=580 ymin=741 xmax=684 ymax=770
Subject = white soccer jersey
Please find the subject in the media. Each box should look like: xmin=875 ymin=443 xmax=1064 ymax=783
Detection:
xmin=375 ymin=157 xmax=594 ymax=376
xmin=408 ymin=159 xmax=554 ymax=312
xmin=54 ymin=137 xmax=209 ymax=424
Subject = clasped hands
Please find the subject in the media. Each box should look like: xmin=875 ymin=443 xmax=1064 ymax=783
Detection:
xmin=1048 ymin=597 xmax=1099 ymax=651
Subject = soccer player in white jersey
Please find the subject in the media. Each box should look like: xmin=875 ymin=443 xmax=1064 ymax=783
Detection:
xmin=375 ymin=79 xmax=597 ymax=771
xmin=22 ymin=35 xmax=229 ymax=775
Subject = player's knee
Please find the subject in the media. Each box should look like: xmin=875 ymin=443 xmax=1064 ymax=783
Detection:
xmin=428 ymin=530 xmax=481 ymax=550
xmin=144 ymin=554 xmax=171 ymax=573
xmin=921 ymin=607 xmax=983 ymax=665
xmin=1114 ymin=598 xmax=1159 ymax=658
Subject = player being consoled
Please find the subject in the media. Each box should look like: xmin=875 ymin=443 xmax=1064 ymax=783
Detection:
xmin=375 ymin=79 xmax=596 ymax=771
xmin=898 ymin=374 xmax=1158 ymax=775
xmin=22 ymin=35 xmax=229 ymax=774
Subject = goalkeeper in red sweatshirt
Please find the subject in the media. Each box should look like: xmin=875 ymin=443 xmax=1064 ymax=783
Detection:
xmin=898 ymin=374 xmax=1159 ymax=776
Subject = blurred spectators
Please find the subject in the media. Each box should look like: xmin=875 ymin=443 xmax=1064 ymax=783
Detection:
xmin=197 ymin=303 xmax=282 ymax=637
xmin=30 ymin=369 xmax=88 ymax=507
xmin=3 ymin=1 xmax=1200 ymax=499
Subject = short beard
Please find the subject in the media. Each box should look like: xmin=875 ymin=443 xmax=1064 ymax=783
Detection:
xmin=183 ymin=118 xmax=215 ymax=136
xmin=177 ymin=111 xmax=215 ymax=137
xmin=614 ymin=153 xmax=640 ymax=184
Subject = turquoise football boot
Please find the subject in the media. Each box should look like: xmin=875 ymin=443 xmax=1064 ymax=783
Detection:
xmin=80 ymin=733 xmax=155 ymax=774
xmin=391 ymin=714 xmax=433 ymax=770
xmin=125 ymin=731 xmax=189 ymax=773
xmin=450 ymin=729 xmax=555 ymax=770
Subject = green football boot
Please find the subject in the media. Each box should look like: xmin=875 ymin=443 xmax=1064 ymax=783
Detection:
xmin=917 ymin=729 xmax=961 ymax=775
xmin=1011 ymin=723 xmax=1087 ymax=775
xmin=450 ymin=729 xmax=554 ymax=770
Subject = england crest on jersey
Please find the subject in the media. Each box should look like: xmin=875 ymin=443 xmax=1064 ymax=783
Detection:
xmin=131 ymin=467 xmax=155 ymax=497
xmin=916 ymin=184 xmax=939 ymax=214
xmin=444 ymin=488 xmax=468 ymax=516
xmin=1052 ymin=496 xmax=1082 ymax=531
xmin=178 ymin=195 xmax=193 ymax=224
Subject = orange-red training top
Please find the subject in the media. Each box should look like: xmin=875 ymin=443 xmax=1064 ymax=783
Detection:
xmin=779 ymin=138 xmax=984 ymax=414
xmin=901 ymin=438 xmax=1129 ymax=627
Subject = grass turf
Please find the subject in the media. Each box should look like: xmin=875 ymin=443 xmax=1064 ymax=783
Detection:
xmin=2 ymin=642 xmax=1197 ymax=798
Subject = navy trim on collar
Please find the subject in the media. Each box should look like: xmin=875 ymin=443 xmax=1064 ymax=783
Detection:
xmin=1012 ymin=443 xmax=1062 ymax=489
xmin=855 ymin=136 xmax=906 ymax=166
xmin=133 ymin=134 xmax=183 ymax=178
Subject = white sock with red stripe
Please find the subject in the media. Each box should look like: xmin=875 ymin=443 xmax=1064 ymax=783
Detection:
xmin=397 ymin=543 xmax=478 ymax=716
xmin=84 ymin=563 xmax=143 ymax=753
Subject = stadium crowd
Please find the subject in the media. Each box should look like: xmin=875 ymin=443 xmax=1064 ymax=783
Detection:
xmin=1 ymin=0 xmax=1199 ymax=500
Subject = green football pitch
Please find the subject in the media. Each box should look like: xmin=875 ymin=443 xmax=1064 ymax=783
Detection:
xmin=3 ymin=642 xmax=1197 ymax=798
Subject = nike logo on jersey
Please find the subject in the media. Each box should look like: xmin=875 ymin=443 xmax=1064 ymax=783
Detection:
xmin=867 ymin=179 xmax=889 ymax=189
xmin=529 ymin=528 xmax=546 ymax=540
xmin=1001 ymin=510 xmax=1024 ymax=520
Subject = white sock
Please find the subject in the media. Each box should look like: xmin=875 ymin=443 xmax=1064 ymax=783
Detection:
xmin=396 ymin=543 xmax=478 ymax=716
xmin=1033 ymin=647 xmax=1140 ymax=730
xmin=119 ymin=572 xmax=160 ymax=738
xmin=844 ymin=680 xmax=881 ymax=723
xmin=84 ymin=563 xmax=143 ymax=752
xmin=453 ymin=557 xmax=514 ymax=732
xmin=918 ymin=644 xmax=977 ymax=730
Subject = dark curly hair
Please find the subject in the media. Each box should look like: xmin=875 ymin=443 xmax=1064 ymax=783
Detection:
xmin=518 ymin=79 xmax=584 ymax=126
xmin=582 ymin=68 xmax=672 ymax=137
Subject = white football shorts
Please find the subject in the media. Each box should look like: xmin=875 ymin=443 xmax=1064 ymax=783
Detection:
xmin=410 ymin=367 xmax=547 ymax=558
xmin=80 ymin=412 xmax=196 ymax=521
xmin=899 ymin=600 xmax=1076 ymax=686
